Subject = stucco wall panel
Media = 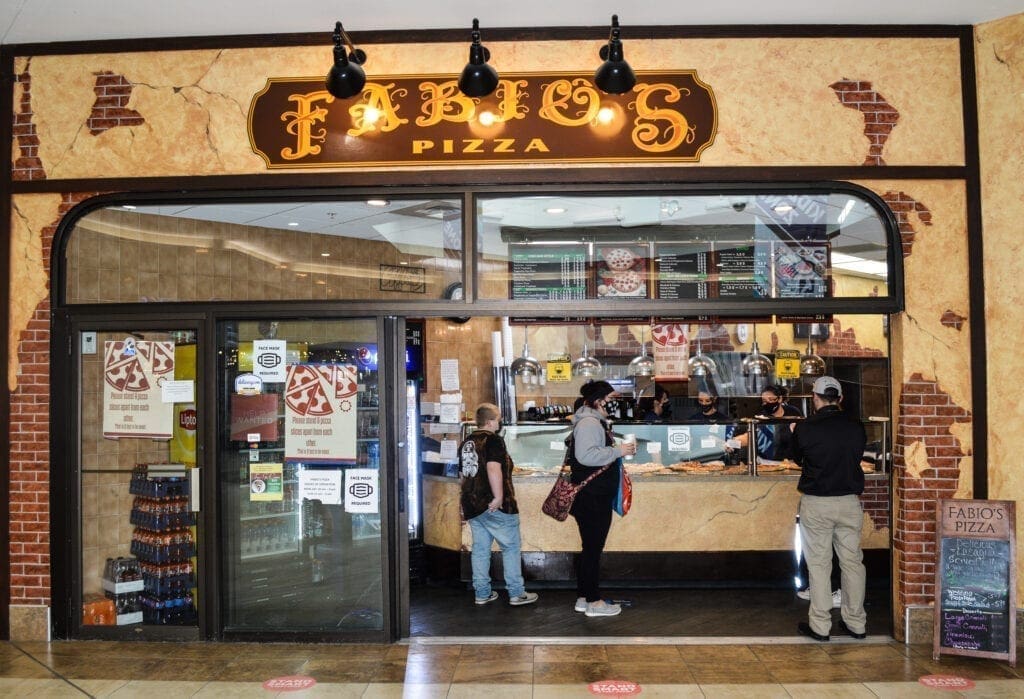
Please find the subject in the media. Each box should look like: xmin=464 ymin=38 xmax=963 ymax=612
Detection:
xmin=977 ymin=13 xmax=1024 ymax=599
xmin=17 ymin=37 xmax=964 ymax=180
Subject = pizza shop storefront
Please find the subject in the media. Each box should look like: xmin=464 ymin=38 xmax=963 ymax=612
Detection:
xmin=3 ymin=21 xmax=995 ymax=643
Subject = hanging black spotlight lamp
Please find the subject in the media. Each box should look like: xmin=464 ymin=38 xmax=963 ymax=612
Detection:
xmin=325 ymin=21 xmax=367 ymax=99
xmin=594 ymin=14 xmax=636 ymax=95
xmin=458 ymin=18 xmax=499 ymax=98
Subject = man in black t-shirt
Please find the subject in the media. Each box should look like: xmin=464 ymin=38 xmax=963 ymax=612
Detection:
xmin=792 ymin=376 xmax=868 ymax=642
xmin=458 ymin=403 xmax=538 ymax=607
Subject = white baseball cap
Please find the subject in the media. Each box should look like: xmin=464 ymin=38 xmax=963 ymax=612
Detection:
xmin=812 ymin=376 xmax=842 ymax=398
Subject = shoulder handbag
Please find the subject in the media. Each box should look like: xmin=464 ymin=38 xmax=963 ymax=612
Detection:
xmin=541 ymin=462 xmax=609 ymax=522
xmin=613 ymin=457 xmax=632 ymax=516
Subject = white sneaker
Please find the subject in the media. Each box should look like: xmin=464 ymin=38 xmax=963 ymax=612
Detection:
xmin=832 ymin=589 xmax=842 ymax=609
xmin=796 ymin=588 xmax=810 ymax=601
xmin=474 ymin=591 xmax=498 ymax=605
xmin=585 ymin=600 xmax=622 ymax=617
xmin=509 ymin=592 xmax=539 ymax=606
xmin=574 ymin=597 xmax=587 ymax=613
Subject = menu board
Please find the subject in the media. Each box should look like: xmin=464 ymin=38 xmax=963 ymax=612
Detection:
xmin=595 ymin=245 xmax=649 ymax=299
xmin=655 ymin=244 xmax=710 ymax=300
xmin=933 ymin=499 xmax=1016 ymax=665
xmin=714 ymin=243 xmax=770 ymax=299
xmin=509 ymin=243 xmax=588 ymax=301
xmin=773 ymin=242 xmax=829 ymax=299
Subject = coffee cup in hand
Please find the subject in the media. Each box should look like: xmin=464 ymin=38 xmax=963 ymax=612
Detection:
xmin=622 ymin=434 xmax=636 ymax=460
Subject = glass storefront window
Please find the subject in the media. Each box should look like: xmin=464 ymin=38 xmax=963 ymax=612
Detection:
xmin=217 ymin=318 xmax=384 ymax=634
xmin=476 ymin=190 xmax=894 ymax=304
xmin=64 ymin=199 xmax=463 ymax=304
xmin=79 ymin=329 xmax=199 ymax=630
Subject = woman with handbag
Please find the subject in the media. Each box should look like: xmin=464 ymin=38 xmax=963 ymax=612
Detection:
xmin=569 ymin=380 xmax=636 ymax=617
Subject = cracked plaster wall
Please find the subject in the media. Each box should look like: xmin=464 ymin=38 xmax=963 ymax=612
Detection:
xmin=977 ymin=15 xmax=1024 ymax=596
xmin=13 ymin=37 xmax=964 ymax=181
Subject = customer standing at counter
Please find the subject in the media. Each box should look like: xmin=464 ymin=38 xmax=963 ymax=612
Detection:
xmin=791 ymin=376 xmax=868 ymax=642
xmin=569 ymin=381 xmax=637 ymax=617
xmin=458 ymin=403 xmax=539 ymax=607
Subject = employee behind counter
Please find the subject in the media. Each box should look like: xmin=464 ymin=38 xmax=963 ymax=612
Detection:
xmin=727 ymin=385 xmax=803 ymax=461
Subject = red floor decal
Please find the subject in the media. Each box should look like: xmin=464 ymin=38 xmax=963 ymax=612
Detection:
xmin=589 ymin=679 xmax=642 ymax=695
xmin=918 ymin=674 xmax=975 ymax=691
xmin=262 ymin=675 xmax=317 ymax=691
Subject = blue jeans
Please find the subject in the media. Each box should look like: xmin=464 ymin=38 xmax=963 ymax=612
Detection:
xmin=468 ymin=510 xmax=525 ymax=599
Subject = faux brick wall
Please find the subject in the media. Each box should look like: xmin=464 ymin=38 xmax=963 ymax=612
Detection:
xmin=892 ymin=373 xmax=971 ymax=609
xmin=817 ymin=319 xmax=885 ymax=358
xmin=882 ymin=191 xmax=933 ymax=257
xmin=829 ymin=80 xmax=900 ymax=166
xmin=9 ymin=192 xmax=98 ymax=605
xmin=860 ymin=477 xmax=890 ymax=530
xmin=12 ymin=62 xmax=45 ymax=181
xmin=88 ymin=72 xmax=145 ymax=135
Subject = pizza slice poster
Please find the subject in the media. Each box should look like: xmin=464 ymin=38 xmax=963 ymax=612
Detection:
xmin=283 ymin=363 xmax=359 ymax=462
xmin=102 ymin=339 xmax=176 ymax=439
xmin=651 ymin=323 xmax=690 ymax=379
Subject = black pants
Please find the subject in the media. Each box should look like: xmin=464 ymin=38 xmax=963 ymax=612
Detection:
xmin=571 ymin=491 xmax=614 ymax=602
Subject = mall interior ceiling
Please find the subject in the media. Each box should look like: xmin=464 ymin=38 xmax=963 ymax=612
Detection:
xmin=3 ymin=0 xmax=1023 ymax=46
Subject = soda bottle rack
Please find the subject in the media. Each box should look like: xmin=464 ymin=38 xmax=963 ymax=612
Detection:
xmin=130 ymin=496 xmax=195 ymax=531
xmin=101 ymin=556 xmax=145 ymax=625
xmin=129 ymin=465 xmax=189 ymax=499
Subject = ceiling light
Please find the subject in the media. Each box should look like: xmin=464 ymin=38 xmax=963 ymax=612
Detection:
xmin=366 ymin=199 xmax=389 ymax=207
xmin=594 ymin=15 xmax=636 ymax=95
xmin=122 ymin=204 xmax=137 ymax=210
xmin=287 ymin=222 xmax=299 ymax=227
xmin=325 ymin=21 xmax=367 ymax=99
xmin=571 ymin=342 xmax=603 ymax=378
xmin=773 ymin=204 xmax=794 ymax=214
xmin=545 ymin=207 xmax=567 ymax=215
xmin=458 ymin=18 xmax=499 ymax=98
xmin=321 ymin=252 xmax=330 ymax=257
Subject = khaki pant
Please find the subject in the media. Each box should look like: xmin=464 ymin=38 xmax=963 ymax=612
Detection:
xmin=799 ymin=494 xmax=867 ymax=636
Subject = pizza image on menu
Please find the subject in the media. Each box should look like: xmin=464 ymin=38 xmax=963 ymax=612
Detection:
xmin=596 ymin=245 xmax=648 ymax=298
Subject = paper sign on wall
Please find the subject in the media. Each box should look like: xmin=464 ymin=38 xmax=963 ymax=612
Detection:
xmin=345 ymin=469 xmax=379 ymax=513
xmin=440 ymin=359 xmax=460 ymax=392
xmin=284 ymin=364 xmax=358 ymax=462
xmin=102 ymin=339 xmax=176 ymax=439
xmin=298 ymin=468 xmax=343 ymax=505
xmin=651 ymin=324 xmax=690 ymax=379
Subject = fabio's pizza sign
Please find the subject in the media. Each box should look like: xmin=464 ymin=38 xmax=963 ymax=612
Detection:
xmin=248 ymin=71 xmax=717 ymax=168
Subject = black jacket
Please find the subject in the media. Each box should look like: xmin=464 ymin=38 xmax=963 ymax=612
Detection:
xmin=792 ymin=404 xmax=866 ymax=496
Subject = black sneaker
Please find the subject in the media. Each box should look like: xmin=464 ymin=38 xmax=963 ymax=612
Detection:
xmin=838 ymin=620 xmax=866 ymax=639
xmin=797 ymin=622 xmax=829 ymax=642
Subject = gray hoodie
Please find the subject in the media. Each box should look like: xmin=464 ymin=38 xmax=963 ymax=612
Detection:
xmin=571 ymin=406 xmax=621 ymax=467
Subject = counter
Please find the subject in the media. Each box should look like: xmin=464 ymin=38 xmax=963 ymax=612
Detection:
xmin=422 ymin=420 xmax=891 ymax=583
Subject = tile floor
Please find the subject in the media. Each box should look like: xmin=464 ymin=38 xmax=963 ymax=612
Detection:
xmin=2 ymin=638 xmax=1022 ymax=698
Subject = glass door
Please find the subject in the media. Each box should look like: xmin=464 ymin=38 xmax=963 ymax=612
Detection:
xmin=77 ymin=328 xmax=201 ymax=638
xmin=216 ymin=318 xmax=389 ymax=639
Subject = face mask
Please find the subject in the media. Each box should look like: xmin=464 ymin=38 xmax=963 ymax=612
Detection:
xmin=701 ymin=404 xmax=715 ymax=414
xmin=760 ymin=402 xmax=779 ymax=416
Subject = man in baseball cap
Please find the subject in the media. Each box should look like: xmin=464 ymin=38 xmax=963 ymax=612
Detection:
xmin=791 ymin=376 xmax=868 ymax=642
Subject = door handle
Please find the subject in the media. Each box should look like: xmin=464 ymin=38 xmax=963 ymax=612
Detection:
xmin=189 ymin=467 xmax=201 ymax=512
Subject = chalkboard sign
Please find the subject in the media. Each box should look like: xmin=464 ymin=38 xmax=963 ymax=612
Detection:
xmin=933 ymin=499 xmax=1016 ymax=665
